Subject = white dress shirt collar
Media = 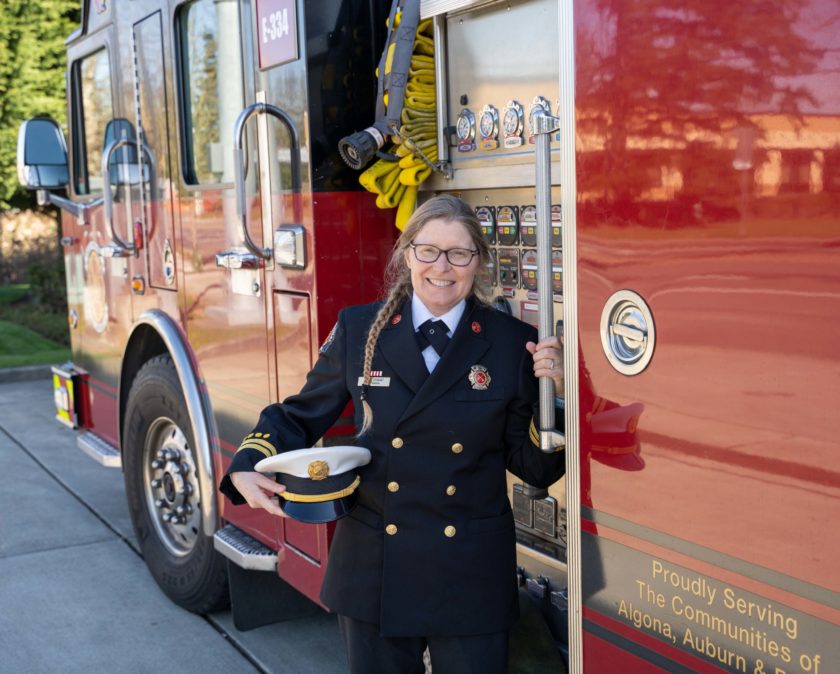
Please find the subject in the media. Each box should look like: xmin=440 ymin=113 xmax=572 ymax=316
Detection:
xmin=411 ymin=294 xmax=466 ymax=336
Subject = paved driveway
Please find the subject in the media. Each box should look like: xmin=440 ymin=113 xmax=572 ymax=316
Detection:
xmin=0 ymin=378 xmax=346 ymax=674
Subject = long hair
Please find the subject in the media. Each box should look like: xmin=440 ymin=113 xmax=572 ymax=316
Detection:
xmin=358 ymin=194 xmax=491 ymax=435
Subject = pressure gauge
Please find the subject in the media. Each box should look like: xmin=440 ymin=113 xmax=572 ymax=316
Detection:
xmin=502 ymin=100 xmax=524 ymax=148
xmin=551 ymin=204 xmax=562 ymax=248
xmin=475 ymin=206 xmax=496 ymax=244
xmin=478 ymin=104 xmax=499 ymax=150
xmin=528 ymin=96 xmax=552 ymax=144
xmin=552 ymin=249 xmax=563 ymax=297
xmin=456 ymin=108 xmax=476 ymax=152
xmin=520 ymin=205 xmax=537 ymax=246
xmin=521 ymin=249 xmax=538 ymax=291
xmin=496 ymin=205 xmax=519 ymax=246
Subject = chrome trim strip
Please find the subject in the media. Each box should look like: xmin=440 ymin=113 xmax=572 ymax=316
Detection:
xmin=130 ymin=310 xmax=219 ymax=537
xmin=558 ymin=1 xmax=582 ymax=672
xmin=433 ymin=15 xmax=449 ymax=168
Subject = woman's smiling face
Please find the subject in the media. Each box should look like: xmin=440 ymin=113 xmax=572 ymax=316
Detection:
xmin=404 ymin=217 xmax=479 ymax=316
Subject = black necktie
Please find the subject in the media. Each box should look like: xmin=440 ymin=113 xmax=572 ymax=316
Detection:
xmin=416 ymin=319 xmax=450 ymax=357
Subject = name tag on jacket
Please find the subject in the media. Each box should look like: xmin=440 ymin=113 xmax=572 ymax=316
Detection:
xmin=357 ymin=376 xmax=391 ymax=387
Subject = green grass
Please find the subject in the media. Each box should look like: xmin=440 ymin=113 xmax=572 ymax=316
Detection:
xmin=0 ymin=282 xmax=70 ymax=347
xmin=0 ymin=319 xmax=70 ymax=368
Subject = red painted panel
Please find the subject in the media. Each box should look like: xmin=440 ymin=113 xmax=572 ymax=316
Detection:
xmin=312 ymin=191 xmax=398 ymax=343
xmin=574 ymin=0 xmax=840 ymax=669
xmin=584 ymin=631 xmax=668 ymax=673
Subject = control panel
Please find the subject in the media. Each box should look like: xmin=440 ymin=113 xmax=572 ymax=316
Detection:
xmin=456 ymin=188 xmax=563 ymax=331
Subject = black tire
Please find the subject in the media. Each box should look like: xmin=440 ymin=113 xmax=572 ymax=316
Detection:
xmin=123 ymin=355 xmax=228 ymax=613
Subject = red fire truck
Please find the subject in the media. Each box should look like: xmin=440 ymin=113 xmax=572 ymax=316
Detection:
xmin=17 ymin=0 xmax=839 ymax=671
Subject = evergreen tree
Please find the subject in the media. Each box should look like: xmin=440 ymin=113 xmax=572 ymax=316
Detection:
xmin=0 ymin=0 xmax=80 ymax=210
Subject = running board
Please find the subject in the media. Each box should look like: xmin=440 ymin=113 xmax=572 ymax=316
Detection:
xmin=77 ymin=432 xmax=121 ymax=468
xmin=214 ymin=524 xmax=278 ymax=571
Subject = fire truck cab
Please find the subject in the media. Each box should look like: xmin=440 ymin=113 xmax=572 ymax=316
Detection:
xmin=17 ymin=0 xmax=840 ymax=671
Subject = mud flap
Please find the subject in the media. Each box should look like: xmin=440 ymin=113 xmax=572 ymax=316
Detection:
xmin=226 ymin=561 xmax=322 ymax=631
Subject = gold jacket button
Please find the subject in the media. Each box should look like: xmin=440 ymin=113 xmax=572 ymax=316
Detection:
xmin=446 ymin=485 xmax=456 ymax=496
xmin=391 ymin=437 xmax=404 ymax=449
xmin=387 ymin=481 xmax=400 ymax=493
xmin=444 ymin=525 xmax=457 ymax=538
xmin=386 ymin=524 xmax=398 ymax=535
xmin=451 ymin=442 xmax=463 ymax=454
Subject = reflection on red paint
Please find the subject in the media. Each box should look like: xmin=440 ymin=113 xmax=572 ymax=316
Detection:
xmin=575 ymin=0 xmax=840 ymax=659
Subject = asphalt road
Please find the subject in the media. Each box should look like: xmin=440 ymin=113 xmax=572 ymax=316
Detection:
xmin=0 ymin=377 xmax=347 ymax=674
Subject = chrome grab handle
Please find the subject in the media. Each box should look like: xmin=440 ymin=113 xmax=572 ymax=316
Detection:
xmin=215 ymin=250 xmax=260 ymax=270
xmin=233 ymin=102 xmax=302 ymax=261
xmin=531 ymin=106 xmax=565 ymax=454
xmin=611 ymin=323 xmax=646 ymax=343
xmin=101 ymin=137 xmax=156 ymax=255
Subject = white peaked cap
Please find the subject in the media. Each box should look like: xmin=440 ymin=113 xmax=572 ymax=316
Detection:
xmin=255 ymin=446 xmax=372 ymax=477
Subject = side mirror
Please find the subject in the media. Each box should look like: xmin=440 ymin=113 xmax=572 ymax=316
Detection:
xmin=16 ymin=118 xmax=69 ymax=190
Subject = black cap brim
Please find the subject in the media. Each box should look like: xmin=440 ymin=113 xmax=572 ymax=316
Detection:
xmin=280 ymin=492 xmax=359 ymax=524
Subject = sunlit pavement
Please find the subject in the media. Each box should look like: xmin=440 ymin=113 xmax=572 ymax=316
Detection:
xmin=0 ymin=378 xmax=346 ymax=674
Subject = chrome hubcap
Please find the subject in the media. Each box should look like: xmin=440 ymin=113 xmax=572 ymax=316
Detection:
xmin=144 ymin=418 xmax=201 ymax=557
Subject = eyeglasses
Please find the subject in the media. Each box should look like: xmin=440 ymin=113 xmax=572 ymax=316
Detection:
xmin=409 ymin=243 xmax=478 ymax=267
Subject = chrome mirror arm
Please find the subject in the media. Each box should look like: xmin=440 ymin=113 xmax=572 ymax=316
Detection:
xmin=36 ymin=189 xmax=102 ymax=221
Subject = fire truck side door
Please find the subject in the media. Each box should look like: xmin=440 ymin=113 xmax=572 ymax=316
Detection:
xmin=174 ymin=0 xmax=277 ymax=546
xmin=245 ymin=0 xmax=330 ymax=597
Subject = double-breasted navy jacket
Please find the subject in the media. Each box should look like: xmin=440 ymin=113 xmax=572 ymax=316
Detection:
xmin=220 ymin=298 xmax=565 ymax=637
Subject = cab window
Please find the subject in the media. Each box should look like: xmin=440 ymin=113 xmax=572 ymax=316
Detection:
xmin=71 ymin=49 xmax=114 ymax=195
xmin=177 ymin=0 xmax=244 ymax=185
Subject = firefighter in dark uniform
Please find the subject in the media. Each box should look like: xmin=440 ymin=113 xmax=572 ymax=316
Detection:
xmin=220 ymin=194 xmax=565 ymax=674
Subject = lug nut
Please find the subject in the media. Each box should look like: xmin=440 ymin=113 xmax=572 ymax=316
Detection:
xmin=151 ymin=459 xmax=164 ymax=469
xmin=162 ymin=512 xmax=173 ymax=522
xmin=151 ymin=478 xmax=161 ymax=488
xmin=155 ymin=498 xmax=166 ymax=508
xmin=179 ymin=463 xmax=190 ymax=475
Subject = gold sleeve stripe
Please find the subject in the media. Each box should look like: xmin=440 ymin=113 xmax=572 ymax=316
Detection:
xmin=282 ymin=476 xmax=361 ymax=503
xmin=529 ymin=418 xmax=540 ymax=446
xmin=236 ymin=438 xmax=277 ymax=457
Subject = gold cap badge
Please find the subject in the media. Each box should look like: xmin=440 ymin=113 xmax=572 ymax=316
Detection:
xmin=307 ymin=460 xmax=330 ymax=480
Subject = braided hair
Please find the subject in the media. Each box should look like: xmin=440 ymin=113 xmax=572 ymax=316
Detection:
xmin=358 ymin=194 xmax=492 ymax=435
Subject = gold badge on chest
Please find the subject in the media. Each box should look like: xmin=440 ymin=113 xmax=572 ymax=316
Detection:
xmin=468 ymin=365 xmax=491 ymax=390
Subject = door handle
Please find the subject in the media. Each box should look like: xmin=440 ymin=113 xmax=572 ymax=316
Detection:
xmin=101 ymin=137 xmax=156 ymax=256
xmin=232 ymin=102 xmax=303 ymax=261
xmin=215 ymin=250 xmax=260 ymax=270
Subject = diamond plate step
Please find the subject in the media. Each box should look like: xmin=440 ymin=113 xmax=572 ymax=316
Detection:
xmin=77 ymin=432 xmax=121 ymax=468
xmin=214 ymin=523 xmax=278 ymax=571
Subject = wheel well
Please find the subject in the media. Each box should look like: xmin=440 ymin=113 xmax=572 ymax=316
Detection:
xmin=120 ymin=325 xmax=168 ymax=447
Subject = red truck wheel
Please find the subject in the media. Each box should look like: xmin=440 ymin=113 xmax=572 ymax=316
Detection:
xmin=123 ymin=355 xmax=228 ymax=613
